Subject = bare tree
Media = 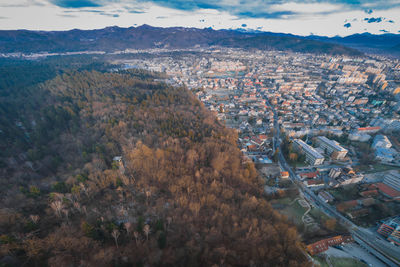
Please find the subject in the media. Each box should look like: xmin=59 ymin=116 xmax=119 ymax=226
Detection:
xmin=145 ymin=190 xmax=151 ymax=206
xmin=143 ymin=224 xmax=150 ymax=241
xmin=124 ymin=222 xmax=132 ymax=236
xmin=29 ymin=215 xmax=39 ymax=224
xmin=112 ymin=229 xmax=120 ymax=248
xmin=50 ymin=201 xmax=64 ymax=218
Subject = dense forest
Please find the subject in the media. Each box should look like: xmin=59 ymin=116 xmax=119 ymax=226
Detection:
xmin=0 ymin=58 xmax=308 ymax=266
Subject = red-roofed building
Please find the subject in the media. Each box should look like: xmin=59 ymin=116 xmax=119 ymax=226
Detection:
xmin=280 ymin=171 xmax=289 ymax=179
xmin=336 ymin=200 xmax=358 ymax=212
xmin=304 ymin=179 xmax=324 ymax=187
xmin=357 ymin=126 xmax=381 ymax=133
xmin=373 ymin=183 xmax=400 ymax=199
xmin=307 ymin=235 xmax=353 ymax=255
xmin=299 ymin=171 xmax=319 ymax=180
xmin=360 ymin=189 xmax=379 ymax=198
xmin=258 ymin=135 xmax=268 ymax=141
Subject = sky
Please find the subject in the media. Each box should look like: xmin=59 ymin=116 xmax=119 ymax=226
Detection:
xmin=0 ymin=0 xmax=399 ymax=36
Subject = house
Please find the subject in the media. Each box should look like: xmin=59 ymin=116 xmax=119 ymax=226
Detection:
xmin=372 ymin=183 xmax=400 ymax=200
xmin=375 ymin=147 xmax=396 ymax=162
xmin=304 ymin=179 xmax=324 ymax=188
xmin=280 ymin=171 xmax=289 ymax=179
xmin=360 ymin=189 xmax=379 ymax=198
xmin=372 ymin=135 xmax=392 ymax=149
xmin=306 ymin=235 xmax=353 ymax=255
xmin=299 ymin=171 xmax=319 ymax=180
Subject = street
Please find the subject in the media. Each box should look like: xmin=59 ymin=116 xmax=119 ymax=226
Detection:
xmin=266 ymin=98 xmax=400 ymax=267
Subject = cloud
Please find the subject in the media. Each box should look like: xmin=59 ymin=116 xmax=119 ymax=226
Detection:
xmin=343 ymin=22 xmax=351 ymax=28
xmin=50 ymin=0 xmax=101 ymax=8
xmin=128 ymin=10 xmax=145 ymax=14
xmin=364 ymin=17 xmax=383 ymax=23
xmin=101 ymin=12 xmax=119 ymax=17
xmin=58 ymin=14 xmax=78 ymax=17
xmin=42 ymin=0 xmax=400 ymax=22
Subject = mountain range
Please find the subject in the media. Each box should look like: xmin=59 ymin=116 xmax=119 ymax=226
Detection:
xmin=0 ymin=24 xmax=399 ymax=56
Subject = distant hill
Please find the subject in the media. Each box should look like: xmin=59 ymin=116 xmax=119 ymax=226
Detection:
xmin=305 ymin=32 xmax=400 ymax=56
xmin=213 ymin=35 xmax=362 ymax=56
xmin=0 ymin=25 xmax=361 ymax=56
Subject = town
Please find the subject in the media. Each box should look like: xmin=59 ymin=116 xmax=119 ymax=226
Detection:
xmin=115 ymin=48 xmax=400 ymax=266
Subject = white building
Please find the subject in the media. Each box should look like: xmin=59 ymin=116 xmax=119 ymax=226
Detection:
xmin=293 ymin=139 xmax=325 ymax=165
xmin=316 ymin=136 xmax=348 ymax=160
xmin=372 ymin=135 xmax=392 ymax=149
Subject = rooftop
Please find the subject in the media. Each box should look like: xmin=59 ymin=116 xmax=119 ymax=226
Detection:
xmin=294 ymin=139 xmax=324 ymax=160
xmin=317 ymin=136 xmax=347 ymax=152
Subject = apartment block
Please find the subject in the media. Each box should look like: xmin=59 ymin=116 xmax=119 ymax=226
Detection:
xmin=316 ymin=136 xmax=348 ymax=160
xmin=293 ymin=139 xmax=325 ymax=165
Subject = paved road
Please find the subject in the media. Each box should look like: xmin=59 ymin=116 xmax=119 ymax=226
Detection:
xmin=266 ymin=98 xmax=400 ymax=267
xmin=324 ymin=244 xmax=386 ymax=267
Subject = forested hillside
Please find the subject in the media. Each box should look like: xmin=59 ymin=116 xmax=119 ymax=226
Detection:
xmin=0 ymin=61 xmax=308 ymax=266
xmin=0 ymin=25 xmax=360 ymax=56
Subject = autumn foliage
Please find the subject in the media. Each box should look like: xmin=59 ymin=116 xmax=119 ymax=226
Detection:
xmin=0 ymin=69 xmax=308 ymax=266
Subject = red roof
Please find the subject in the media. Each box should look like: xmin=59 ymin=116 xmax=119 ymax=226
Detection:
xmin=300 ymin=172 xmax=319 ymax=179
xmin=306 ymin=235 xmax=353 ymax=255
xmin=281 ymin=171 xmax=289 ymax=178
xmin=357 ymin=126 xmax=381 ymax=131
xmin=374 ymin=183 xmax=400 ymax=198
xmin=258 ymin=135 xmax=268 ymax=141
xmin=306 ymin=179 xmax=324 ymax=185
xmin=360 ymin=189 xmax=379 ymax=197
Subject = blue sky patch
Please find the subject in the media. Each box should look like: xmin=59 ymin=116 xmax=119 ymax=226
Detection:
xmin=50 ymin=0 xmax=101 ymax=8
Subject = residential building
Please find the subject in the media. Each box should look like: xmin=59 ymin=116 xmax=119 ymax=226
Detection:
xmin=378 ymin=217 xmax=400 ymax=246
xmin=384 ymin=171 xmax=400 ymax=192
xmin=372 ymin=135 xmax=392 ymax=149
xmin=316 ymin=136 xmax=348 ymax=160
xmin=293 ymin=139 xmax=325 ymax=165
xmin=306 ymin=235 xmax=353 ymax=255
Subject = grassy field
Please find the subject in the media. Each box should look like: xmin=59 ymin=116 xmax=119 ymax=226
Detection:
xmin=281 ymin=200 xmax=307 ymax=226
xmin=327 ymin=185 xmax=359 ymax=202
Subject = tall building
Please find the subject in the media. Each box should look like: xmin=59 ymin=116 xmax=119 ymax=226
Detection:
xmin=316 ymin=136 xmax=348 ymax=160
xmin=293 ymin=139 xmax=325 ymax=165
xmin=383 ymin=171 xmax=400 ymax=192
